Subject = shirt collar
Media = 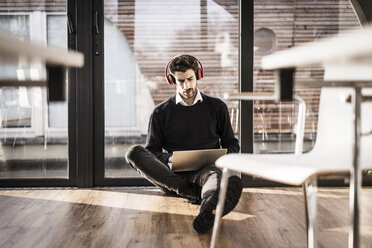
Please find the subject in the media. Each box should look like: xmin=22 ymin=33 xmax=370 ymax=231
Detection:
xmin=176 ymin=89 xmax=203 ymax=106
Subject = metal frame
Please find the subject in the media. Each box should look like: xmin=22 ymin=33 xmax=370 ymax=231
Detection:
xmin=303 ymin=177 xmax=318 ymax=248
xmin=349 ymin=87 xmax=362 ymax=248
xmin=73 ymin=0 xmax=94 ymax=187
xmin=239 ymin=0 xmax=254 ymax=187
xmin=92 ymin=0 xmax=104 ymax=187
xmin=210 ymin=167 xmax=231 ymax=248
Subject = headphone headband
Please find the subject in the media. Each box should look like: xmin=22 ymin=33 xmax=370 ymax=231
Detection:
xmin=165 ymin=54 xmax=204 ymax=85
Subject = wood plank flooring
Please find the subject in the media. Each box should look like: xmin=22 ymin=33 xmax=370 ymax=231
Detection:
xmin=0 ymin=187 xmax=371 ymax=248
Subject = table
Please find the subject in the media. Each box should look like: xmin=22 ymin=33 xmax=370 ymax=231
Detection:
xmin=0 ymin=29 xmax=84 ymax=101
xmin=260 ymin=23 xmax=372 ymax=248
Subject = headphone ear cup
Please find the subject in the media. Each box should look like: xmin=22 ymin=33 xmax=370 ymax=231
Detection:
xmin=196 ymin=68 xmax=204 ymax=80
xmin=167 ymin=74 xmax=175 ymax=85
xmin=196 ymin=68 xmax=200 ymax=80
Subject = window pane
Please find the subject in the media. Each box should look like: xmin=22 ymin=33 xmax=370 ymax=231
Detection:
xmin=0 ymin=3 xmax=68 ymax=179
xmin=0 ymin=87 xmax=32 ymax=128
xmin=104 ymin=0 xmax=239 ymax=178
xmin=47 ymin=15 xmax=67 ymax=49
xmin=47 ymin=15 xmax=68 ymax=129
xmin=0 ymin=15 xmax=30 ymax=80
xmin=253 ymin=0 xmax=361 ymax=154
xmin=0 ymin=15 xmax=29 ymax=38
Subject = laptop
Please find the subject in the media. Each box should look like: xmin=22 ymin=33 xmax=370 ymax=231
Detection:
xmin=170 ymin=148 xmax=227 ymax=172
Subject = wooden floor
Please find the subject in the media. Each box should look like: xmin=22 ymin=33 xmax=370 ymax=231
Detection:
xmin=0 ymin=187 xmax=371 ymax=248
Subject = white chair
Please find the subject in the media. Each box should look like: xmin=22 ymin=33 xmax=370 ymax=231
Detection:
xmin=210 ymin=88 xmax=372 ymax=248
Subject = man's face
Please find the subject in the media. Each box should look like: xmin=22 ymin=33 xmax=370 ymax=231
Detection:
xmin=174 ymin=68 xmax=197 ymax=101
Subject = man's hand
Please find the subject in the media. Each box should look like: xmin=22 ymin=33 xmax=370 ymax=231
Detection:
xmin=168 ymin=155 xmax=173 ymax=163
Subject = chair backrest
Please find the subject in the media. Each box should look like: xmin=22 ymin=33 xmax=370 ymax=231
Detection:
xmin=307 ymin=87 xmax=372 ymax=169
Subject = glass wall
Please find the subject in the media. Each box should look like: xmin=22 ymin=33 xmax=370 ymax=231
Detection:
xmin=0 ymin=0 xmax=361 ymax=182
xmin=103 ymin=0 xmax=239 ymax=178
xmin=103 ymin=0 xmax=361 ymax=179
xmin=0 ymin=0 xmax=363 ymax=183
xmin=253 ymin=0 xmax=361 ymax=154
xmin=0 ymin=2 xmax=68 ymax=179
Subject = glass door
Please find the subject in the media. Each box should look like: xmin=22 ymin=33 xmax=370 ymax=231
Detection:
xmin=252 ymin=0 xmax=361 ymax=154
xmin=98 ymin=0 xmax=240 ymax=185
xmin=0 ymin=1 xmax=76 ymax=186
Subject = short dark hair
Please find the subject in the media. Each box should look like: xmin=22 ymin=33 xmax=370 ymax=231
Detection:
xmin=168 ymin=55 xmax=199 ymax=76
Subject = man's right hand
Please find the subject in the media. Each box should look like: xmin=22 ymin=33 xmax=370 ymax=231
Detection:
xmin=168 ymin=155 xmax=173 ymax=163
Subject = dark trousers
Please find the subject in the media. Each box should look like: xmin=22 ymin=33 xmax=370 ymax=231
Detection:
xmin=125 ymin=145 xmax=222 ymax=199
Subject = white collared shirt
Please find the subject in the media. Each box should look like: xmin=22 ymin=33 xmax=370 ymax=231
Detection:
xmin=176 ymin=89 xmax=203 ymax=106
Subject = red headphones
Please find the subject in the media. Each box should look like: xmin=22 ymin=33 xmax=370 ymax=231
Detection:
xmin=165 ymin=54 xmax=204 ymax=85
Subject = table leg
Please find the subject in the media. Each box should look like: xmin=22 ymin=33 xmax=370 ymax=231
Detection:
xmin=349 ymin=87 xmax=362 ymax=248
xmin=210 ymin=168 xmax=230 ymax=248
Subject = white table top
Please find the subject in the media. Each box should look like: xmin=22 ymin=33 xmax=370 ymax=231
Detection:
xmin=0 ymin=30 xmax=84 ymax=68
xmin=261 ymin=23 xmax=372 ymax=73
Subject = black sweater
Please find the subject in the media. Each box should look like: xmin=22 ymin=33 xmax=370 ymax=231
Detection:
xmin=145 ymin=93 xmax=240 ymax=164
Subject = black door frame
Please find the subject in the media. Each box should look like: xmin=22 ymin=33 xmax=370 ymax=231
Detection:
xmin=91 ymin=0 xmax=251 ymax=187
xmin=91 ymin=0 xmax=152 ymax=186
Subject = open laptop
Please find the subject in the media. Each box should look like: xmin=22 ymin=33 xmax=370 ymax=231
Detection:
xmin=171 ymin=148 xmax=227 ymax=172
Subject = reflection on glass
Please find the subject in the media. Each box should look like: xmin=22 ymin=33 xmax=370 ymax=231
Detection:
xmin=47 ymin=15 xmax=68 ymax=129
xmin=254 ymin=27 xmax=277 ymax=55
xmin=0 ymin=15 xmax=30 ymax=80
xmin=104 ymin=0 xmax=239 ymax=178
xmin=0 ymin=87 xmax=32 ymax=128
xmin=0 ymin=3 xmax=68 ymax=179
xmin=0 ymin=15 xmax=29 ymax=38
xmin=253 ymin=0 xmax=361 ymax=154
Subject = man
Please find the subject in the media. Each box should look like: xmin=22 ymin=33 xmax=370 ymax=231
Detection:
xmin=125 ymin=54 xmax=242 ymax=234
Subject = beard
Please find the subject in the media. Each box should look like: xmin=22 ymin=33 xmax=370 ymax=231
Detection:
xmin=181 ymin=88 xmax=196 ymax=99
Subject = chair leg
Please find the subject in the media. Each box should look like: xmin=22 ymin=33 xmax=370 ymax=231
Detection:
xmin=210 ymin=168 xmax=231 ymax=248
xmin=303 ymin=177 xmax=317 ymax=248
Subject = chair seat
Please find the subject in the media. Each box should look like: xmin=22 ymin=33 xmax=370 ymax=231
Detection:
xmin=215 ymin=153 xmax=354 ymax=186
